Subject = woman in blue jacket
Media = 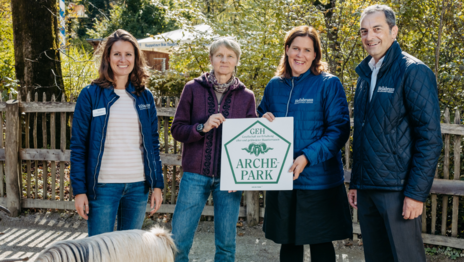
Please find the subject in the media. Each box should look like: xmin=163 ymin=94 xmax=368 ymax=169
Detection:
xmin=259 ymin=26 xmax=352 ymax=262
xmin=70 ymin=29 xmax=164 ymax=236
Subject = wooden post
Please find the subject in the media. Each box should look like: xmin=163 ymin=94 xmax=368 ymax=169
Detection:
xmin=5 ymin=99 xmax=20 ymax=216
xmin=246 ymin=191 xmax=259 ymax=226
xmin=25 ymin=92 xmax=31 ymax=198
xmin=42 ymin=93 xmax=48 ymax=200
xmin=34 ymin=93 xmax=38 ymax=198
xmin=451 ymin=109 xmax=461 ymax=237
xmin=50 ymin=94 xmax=56 ymax=201
xmin=441 ymin=108 xmax=450 ymax=235
xmin=0 ymin=95 xmax=4 ymax=197
xmin=163 ymin=97 xmax=170 ymax=204
xmin=431 ymin=167 xmax=438 ymax=234
xmin=60 ymin=94 xmax=66 ymax=201
xmin=171 ymin=97 xmax=179 ymax=205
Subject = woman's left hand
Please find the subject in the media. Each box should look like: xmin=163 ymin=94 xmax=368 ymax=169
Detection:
xmin=149 ymin=188 xmax=163 ymax=216
xmin=288 ymin=155 xmax=309 ymax=180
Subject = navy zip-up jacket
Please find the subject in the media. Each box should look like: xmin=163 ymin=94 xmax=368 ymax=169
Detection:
xmin=258 ymin=70 xmax=350 ymax=190
xmin=350 ymin=41 xmax=443 ymax=202
xmin=70 ymin=83 xmax=164 ymax=200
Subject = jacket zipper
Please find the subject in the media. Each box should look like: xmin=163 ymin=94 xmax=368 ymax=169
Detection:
xmin=126 ymin=90 xmax=155 ymax=191
xmin=211 ymin=89 xmax=232 ymax=177
xmin=93 ymin=96 xmax=118 ymax=199
xmin=285 ymin=78 xmax=295 ymax=117
xmin=359 ymin=77 xmax=371 ymax=188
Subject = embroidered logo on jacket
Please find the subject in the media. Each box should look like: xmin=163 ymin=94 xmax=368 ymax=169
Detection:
xmin=138 ymin=104 xmax=151 ymax=110
xmin=377 ymin=86 xmax=395 ymax=93
xmin=295 ymin=98 xmax=314 ymax=104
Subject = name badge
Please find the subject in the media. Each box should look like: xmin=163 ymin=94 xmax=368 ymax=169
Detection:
xmin=92 ymin=108 xmax=106 ymax=117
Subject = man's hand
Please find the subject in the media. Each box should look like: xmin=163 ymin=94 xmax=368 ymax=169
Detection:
xmin=348 ymin=189 xmax=357 ymax=210
xmin=150 ymin=188 xmax=163 ymax=216
xmin=262 ymin=112 xmax=275 ymax=122
xmin=402 ymin=196 xmax=423 ymax=220
xmin=288 ymin=155 xmax=308 ymax=180
xmin=75 ymin=194 xmax=89 ymax=220
xmin=203 ymin=113 xmax=225 ymax=132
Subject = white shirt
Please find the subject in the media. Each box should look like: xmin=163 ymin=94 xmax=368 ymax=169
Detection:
xmin=368 ymin=57 xmax=385 ymax=101
xmin=98 ymin=89 xmax=145 ymax=183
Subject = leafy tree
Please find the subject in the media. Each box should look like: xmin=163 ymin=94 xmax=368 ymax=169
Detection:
xmin=156 ymin=0 xmax=464 ymax=109
xmin=11 ymin=0 xmax=65 ymax=101
xmin=0 ymin=0 xmax=18 ymax=99
xmin=87 ymin=0 xmax=177 ymax=39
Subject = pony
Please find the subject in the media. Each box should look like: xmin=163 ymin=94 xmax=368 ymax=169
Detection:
xmin=36 ymin=227 xmax=177 ymax=262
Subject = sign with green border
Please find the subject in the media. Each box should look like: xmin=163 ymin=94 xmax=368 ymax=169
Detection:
xmin=220 ymin=118 xmax=294 ymax=191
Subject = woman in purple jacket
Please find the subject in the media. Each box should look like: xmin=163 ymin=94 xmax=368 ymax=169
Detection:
xmin=171 ymin=38 xmax=257 ymax=262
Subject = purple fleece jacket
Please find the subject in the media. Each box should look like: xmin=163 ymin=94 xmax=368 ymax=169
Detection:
xmin=171 ymin=74 xmax=257 ymax=177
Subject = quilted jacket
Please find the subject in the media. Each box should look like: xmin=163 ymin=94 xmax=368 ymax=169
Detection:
xmin=70 ymin=83 xmax=164 ymax=200
xmin=258 ymin=70 xmax=350 ymax=190
xmin=350 ymin=41 xmax=443 ymax=202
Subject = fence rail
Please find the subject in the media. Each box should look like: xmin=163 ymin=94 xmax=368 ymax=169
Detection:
xmin=0 ymin=92 xmax=463 ymax=249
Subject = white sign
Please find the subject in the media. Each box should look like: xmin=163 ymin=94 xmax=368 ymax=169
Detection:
xmin=220 ymin=118 xmax=294 ymax=191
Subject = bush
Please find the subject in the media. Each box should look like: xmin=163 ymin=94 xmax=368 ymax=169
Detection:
xmin=147 ymin=69 xmax=190 ymax=98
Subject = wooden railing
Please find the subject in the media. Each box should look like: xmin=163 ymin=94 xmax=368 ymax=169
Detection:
xmin=0 ymin=92 xmax=463 ymax=249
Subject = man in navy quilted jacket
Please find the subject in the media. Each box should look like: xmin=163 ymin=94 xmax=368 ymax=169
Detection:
xmin=348 ymin=5 xmax=443 ymax=262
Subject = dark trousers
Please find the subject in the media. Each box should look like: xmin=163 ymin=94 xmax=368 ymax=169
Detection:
xmin=357 ymin=190 xmax=426 ymax=262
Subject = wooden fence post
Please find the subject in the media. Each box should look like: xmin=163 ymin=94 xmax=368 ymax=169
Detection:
xmin=246 ymin=191 xmax=259 ymax=226
xmin=5 ymin=99 xmax=20 ymax=216
xmin=451 ymin=109 xmax=461 ymax=237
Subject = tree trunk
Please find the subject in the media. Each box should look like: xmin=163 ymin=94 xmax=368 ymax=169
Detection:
xmin=11 ymin=0 xmax=64 ymax=102
xmin=314 ymin=0 xmax=341 ymax=76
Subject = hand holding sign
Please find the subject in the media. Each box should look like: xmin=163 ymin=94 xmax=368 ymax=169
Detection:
xmin=262 ymin=112 xmax=275 ymax=122
xmin=204 ymin=113 xmax=226 ymax=132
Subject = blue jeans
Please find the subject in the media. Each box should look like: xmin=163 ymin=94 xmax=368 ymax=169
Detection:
xmin=172 ymin=172 xmax=242 ymax=262
xmin=87 ymin=181 xmax=149 ymax=236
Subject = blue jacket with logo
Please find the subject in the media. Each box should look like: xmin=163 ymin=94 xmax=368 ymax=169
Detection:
xmin=70 ymin=83 xmax=164 ymax=199
xmin=258 ymin=70 xmax=350 ymax=190
xmin=350 ymin=41 xmax=442 ymax=202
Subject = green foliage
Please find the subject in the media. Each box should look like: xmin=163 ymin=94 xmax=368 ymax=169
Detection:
xmin=0 ymin=0 xmax=19 ymax=100
xmin=60 ymin=46 xmax=99 ymax=98
xmin=147 ymin=69 xmax=190 ymax=97
xmin=87 ymin=0 xmax=177 ymax=39
xmin=425 ymin=246 xmax=464 ymax=259
xmin=155 ymin=0 xmax=464 ymax=108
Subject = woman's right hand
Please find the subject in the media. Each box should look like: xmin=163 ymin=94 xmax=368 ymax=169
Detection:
xmin=203 ymin=113 xmax=226 ymax=132
xmin=262 ymin=112 xmax=275 ymax=122
xmin=75 ymin=194 xmax=89 ymax=220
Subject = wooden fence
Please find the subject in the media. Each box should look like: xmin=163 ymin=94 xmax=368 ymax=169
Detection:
xmin=0 ymin=92 xmax=463 ymax=249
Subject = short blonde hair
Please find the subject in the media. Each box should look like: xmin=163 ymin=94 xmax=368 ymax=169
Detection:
xmin=209 ymin=37 xmax=241 ymax=61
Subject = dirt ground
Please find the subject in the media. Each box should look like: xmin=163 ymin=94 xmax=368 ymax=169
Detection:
xmin=0 ymin=210 xmax=462 ymax=262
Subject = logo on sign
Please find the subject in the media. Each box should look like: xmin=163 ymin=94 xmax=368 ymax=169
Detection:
xmin=242 ymin=143 xmax=273 ymax=157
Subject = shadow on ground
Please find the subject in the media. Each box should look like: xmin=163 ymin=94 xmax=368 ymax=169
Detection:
xmin=0 ymin=211 xmax=462 ymax=261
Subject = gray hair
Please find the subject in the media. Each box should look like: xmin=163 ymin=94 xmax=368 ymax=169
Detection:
xmin=360 ymin=5 xmax=396 ymax=30
xmin=209 ymin=37 xmax=241 ymax=61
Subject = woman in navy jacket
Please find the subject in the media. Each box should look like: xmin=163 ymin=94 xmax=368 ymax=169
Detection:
xmin=70 ymin=29 xmax=164 ymax=236
xmin=258 ymin=26 xmax=352 ymax=262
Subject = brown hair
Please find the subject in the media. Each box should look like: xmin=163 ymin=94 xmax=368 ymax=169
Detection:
xmin=276 ymin=26 xmax=328 ymax=78
xmin=92 ymin=29 xmax=149 ymax=96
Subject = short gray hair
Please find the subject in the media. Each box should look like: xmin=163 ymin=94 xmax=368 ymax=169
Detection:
xmin=360 ymin=5 xmax=396 ymax=30
xmin=209 ymin=37 xmax=241 ymax=60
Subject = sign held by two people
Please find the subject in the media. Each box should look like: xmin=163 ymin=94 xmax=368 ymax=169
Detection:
xmin=220 ymin=118 xmax=294 ymax=191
